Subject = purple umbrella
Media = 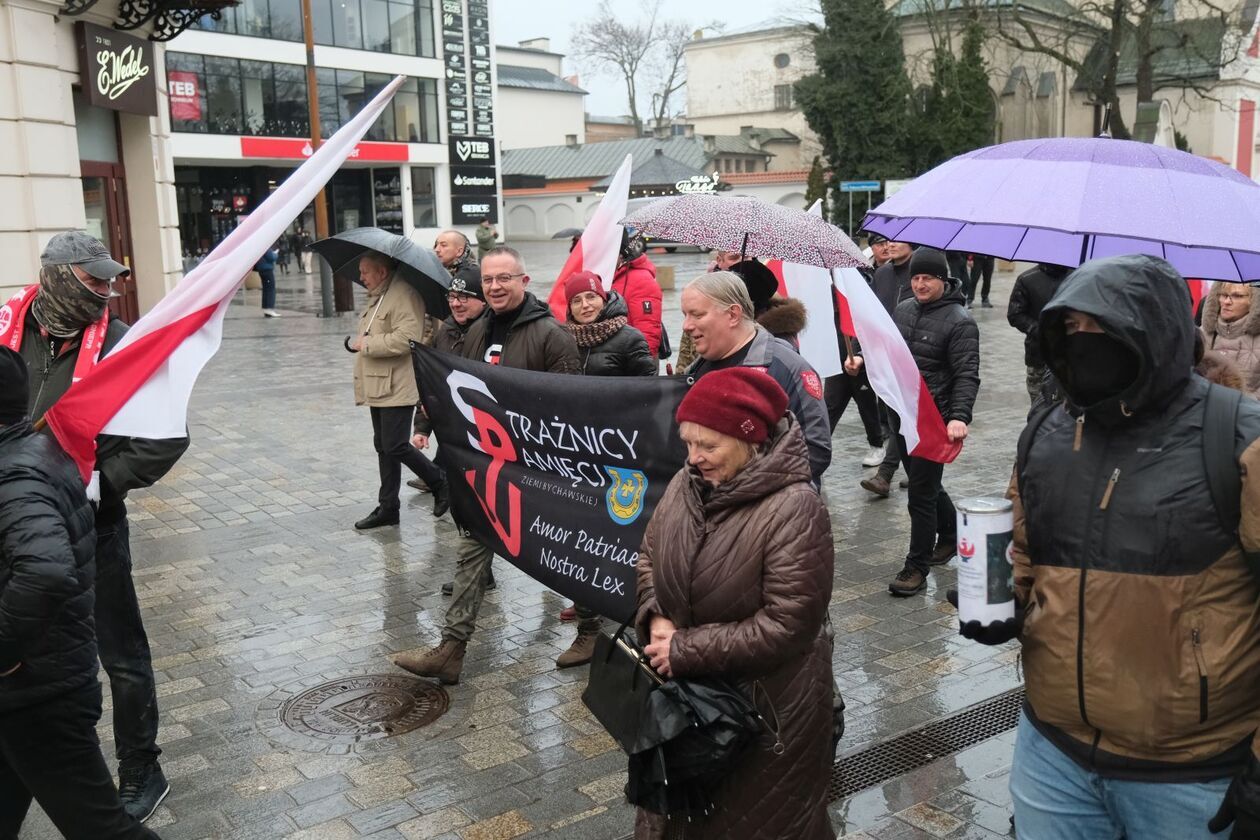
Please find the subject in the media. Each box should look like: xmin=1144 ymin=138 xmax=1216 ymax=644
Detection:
xmin=862 ymin=137 xmax=1260 ymax=281
xmin=621 ymin=194 xmax=868 ymax=269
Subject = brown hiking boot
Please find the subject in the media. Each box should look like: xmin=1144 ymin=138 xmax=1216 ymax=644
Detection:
xmin=860 ymin=475 xmax=891 ymax=498
xmin=889 ymin=566 xmax=927 ymax=597
xmin=392 ymin=639 xmax=466 ymax=685
xmin=556 ymin=631 xmax=599 ymax=669
xmin=929 ymin=538 xmax=957 ymax=566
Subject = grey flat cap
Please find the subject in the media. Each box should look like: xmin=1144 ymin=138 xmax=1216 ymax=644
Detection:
xmin=41 ymin=231 xmax=130 ymax=279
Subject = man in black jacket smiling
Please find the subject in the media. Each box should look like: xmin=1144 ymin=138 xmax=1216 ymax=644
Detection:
xmin=0 ymin=347 xmax=158 ymax=839
xmin=847 ymin=247 xmax=980 ymax=596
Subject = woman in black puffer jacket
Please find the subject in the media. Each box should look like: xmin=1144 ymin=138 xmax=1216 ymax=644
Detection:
xmin=563 ymin=271 xmax=657 ymax=377
xmin=555 ymin=271 xmax=656 ymax=628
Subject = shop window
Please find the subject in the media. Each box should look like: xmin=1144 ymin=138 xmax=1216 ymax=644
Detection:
xmin=271 ymin=64 xmax=309 ymax=135
xmin=269 ymin=0 xmax=303 ymax=40
xmin=194 ymin=0 xmax=433 ymax=55
xmin=394 ymin=79 xmax=422 ymax=143
xmin=388 ymin=0 xmax=415 ymax=55
xmin=168 ymin=52 xmax=439 ymax=143
xmin=332 ymin=0 xmax=364 ymax=50
xmin=411 ymin=167 xmax=436 ymax=228
xmin=362 ymin=0 xmax=390 ymax=52
xmin=206 ymin=57 xmax=244 ymax=134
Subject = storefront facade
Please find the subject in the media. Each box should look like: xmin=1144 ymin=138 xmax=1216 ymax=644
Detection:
xmin=0 ymin=0 xmax=186 ymax=316
xmin=166 ymin=0 xmax=497 ymax=255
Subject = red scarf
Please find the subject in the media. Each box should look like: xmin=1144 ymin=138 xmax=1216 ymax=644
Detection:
xmin=0 ymin=284 xmax=110 ymax=385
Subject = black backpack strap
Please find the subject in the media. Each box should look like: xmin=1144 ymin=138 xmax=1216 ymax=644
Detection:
xmin=1202 ymin=382 xmax=1243 ymax=538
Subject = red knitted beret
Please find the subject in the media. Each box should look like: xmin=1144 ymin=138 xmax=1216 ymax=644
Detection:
xmin=676 ymin=367 xmax=789 ymax=444
xmin=564 ymin=270 xmax=607 ymax=302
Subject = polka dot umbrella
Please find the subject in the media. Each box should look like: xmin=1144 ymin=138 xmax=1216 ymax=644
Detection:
xmin=619 ymin=194 xmax=869 ymax=269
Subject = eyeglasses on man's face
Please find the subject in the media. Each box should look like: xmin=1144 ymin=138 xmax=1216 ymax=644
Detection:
xmin=481 ymin=272 xmax=525 ymax=286
xmin=447 ymin=291 xmax=474 ymax=303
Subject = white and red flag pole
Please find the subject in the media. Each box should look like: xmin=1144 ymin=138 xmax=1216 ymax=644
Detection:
xmin=833 ymin=266 xmax=962 ymax=464
xmin=43 ymin=75 xmax=407 ymax=483
xmin=546 ymin=153 xmax=633 ymax=318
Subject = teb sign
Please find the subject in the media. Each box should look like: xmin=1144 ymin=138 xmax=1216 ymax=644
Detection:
xmin=76 ymin=23 xmax=157 ymax=116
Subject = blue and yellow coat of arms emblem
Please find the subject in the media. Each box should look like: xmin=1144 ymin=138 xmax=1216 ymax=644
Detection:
xmin=604 ymin=466 xmax=647 ymax=525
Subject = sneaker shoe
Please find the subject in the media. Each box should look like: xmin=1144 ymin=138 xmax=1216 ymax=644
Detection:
xmin=861 ymin=446 xmax=886 ymax=468
xmin=119 ymin=762 xmax=170 ymax=823
xmin=929 ymin=538 xmax=957 ymax=566
xmin=263 ymin=309 xmax=282 ymax=318
xmin=981 ymin=300 xmax=993 ymax=309
xmin=860 ymin=475 xmax=891 ymax=498
xmin=889 ymin=566 xmax=927 ymax=597
xmin=354 ymin=506 xmax=399 ymax=530
xmin=556 ymin=631 xmax=599 ymax=668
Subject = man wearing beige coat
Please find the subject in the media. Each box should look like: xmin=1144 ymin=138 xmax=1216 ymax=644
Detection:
xmin=350 ymin=253 xmax=449 ymax=530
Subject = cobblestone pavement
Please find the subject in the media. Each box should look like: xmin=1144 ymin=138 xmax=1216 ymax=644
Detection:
xmin=24 ymin=242 xmax=1029 ymax=839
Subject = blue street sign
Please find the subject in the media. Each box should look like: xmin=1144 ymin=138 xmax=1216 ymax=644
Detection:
xmin=840 ymin=180 xmax=881 ymax=192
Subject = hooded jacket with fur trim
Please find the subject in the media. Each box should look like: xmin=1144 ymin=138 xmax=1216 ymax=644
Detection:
xmin=1202 ymin=285 xmax=1260 ymax=398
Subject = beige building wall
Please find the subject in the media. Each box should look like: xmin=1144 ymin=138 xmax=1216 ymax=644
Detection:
xmin=684 ymin=27 xmax=823 ymax=171
xmin=498 ymin=86 xmax=585 ymax=149
xmin=0 ymin=0 xmax=180 ymax=312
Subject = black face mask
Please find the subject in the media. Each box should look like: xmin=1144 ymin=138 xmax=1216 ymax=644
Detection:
xmin=1063 ymin=332 xmax=1140 ymax=407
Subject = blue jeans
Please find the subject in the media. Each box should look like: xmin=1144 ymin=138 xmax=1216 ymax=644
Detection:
xmin=259 ymin=269 xmax=276 ymax=310
xmin=1010 ymin=712 xmax=1230 ymax=839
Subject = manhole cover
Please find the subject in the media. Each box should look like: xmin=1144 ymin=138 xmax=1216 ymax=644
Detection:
xmin=278 ymin=675 xmax=449 ymax=745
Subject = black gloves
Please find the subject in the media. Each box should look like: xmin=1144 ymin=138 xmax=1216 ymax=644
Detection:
xmin=945 ymin=589 xmax=1023 ymax=646
xmin=1210 ymin=754 xmax=1260 ymax=839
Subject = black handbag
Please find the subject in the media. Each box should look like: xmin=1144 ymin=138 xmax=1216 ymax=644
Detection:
xmin=581 ymin=619 xmax=664 ymax=753
xmin=627 ymin=678 xmax=777 ymax=818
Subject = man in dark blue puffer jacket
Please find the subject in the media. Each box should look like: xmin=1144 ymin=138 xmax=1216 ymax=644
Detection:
xmin=0 ymin=346 xmax=158 ymax=839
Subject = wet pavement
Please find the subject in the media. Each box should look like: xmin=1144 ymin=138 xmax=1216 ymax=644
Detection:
xmin=23 ymin=242 xmax=1029 ymax=839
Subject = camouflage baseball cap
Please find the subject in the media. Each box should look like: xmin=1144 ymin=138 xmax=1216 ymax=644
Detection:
xmin=40 ymin=231 xmax=130 ymax=279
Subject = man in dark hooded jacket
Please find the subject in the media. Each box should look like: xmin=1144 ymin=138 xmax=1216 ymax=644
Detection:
xmin=4 ymin=232 xmax=186 ymax=821
xmin=0 ymin=347 xmax=159 ymax=839
xmin=1007 ymin=263 xmax=1071 ymax=403
xmin=960 ymin=255 xmax=1260 ymax=840
xmin=846 ymin=247 xmax=979 ymax=596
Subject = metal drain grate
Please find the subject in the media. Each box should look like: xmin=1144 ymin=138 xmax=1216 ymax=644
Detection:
xmin=828 ymin=687 xmax=1025 ymax=802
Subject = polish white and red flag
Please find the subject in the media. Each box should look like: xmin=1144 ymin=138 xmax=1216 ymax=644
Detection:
xmin=547 ymin=154 xmax=633 ymax=318
xmin=832 ymin=266 xmax=962 ymax=463
xmin=764 ymin=200 xmax=848 ymax=378
xmin=44 ymin=76 xmax=407 ymax=483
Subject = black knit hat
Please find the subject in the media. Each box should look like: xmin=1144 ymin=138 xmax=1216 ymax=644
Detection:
xmin=0 ymin=347 xmax=28 ymax=426
xmin=448 ymin=262 xmax=483 ymax=301
xmin=908 ymin=247 xmax=950 ymax=281
xmin=730 ymin=259 xmax=780 ymax=309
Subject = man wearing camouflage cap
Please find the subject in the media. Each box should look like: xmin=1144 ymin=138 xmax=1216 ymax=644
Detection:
xmin=0 ymin=231 xmax=188 ymax=822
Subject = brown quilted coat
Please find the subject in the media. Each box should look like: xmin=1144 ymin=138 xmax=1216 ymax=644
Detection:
xmin=633 ymin=416 xmax=836 ymax=840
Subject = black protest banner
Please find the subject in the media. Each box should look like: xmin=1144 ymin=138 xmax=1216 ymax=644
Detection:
xmin=413 ymin=346 xmax=689 ymax=622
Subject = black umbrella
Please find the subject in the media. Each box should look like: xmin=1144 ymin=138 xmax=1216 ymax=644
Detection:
xmin=551 ymin=227 xmax=584 ymax=239
xmin=310 ymin=227 xmax=451 ymax=318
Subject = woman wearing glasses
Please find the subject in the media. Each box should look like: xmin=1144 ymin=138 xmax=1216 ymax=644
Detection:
xmin=1202 ymin=283 xmax=1260 ymax=398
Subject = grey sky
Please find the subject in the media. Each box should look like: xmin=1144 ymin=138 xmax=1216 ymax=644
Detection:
xmin=494 ymin=0 xmax=811 ymax=118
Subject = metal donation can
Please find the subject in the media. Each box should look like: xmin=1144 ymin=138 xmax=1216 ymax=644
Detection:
xmin=954 ymin=498 xmax=1015 ymax=625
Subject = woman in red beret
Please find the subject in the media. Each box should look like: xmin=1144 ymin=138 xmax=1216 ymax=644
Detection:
xmin=563 ymin=271 xmax=657 ymax=377
xmin=632 ymin=367 xmax=836 ymax=840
